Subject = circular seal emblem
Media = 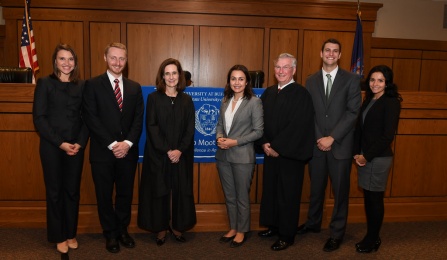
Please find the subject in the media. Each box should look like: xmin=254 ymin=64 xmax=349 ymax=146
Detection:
xmin=195 ymin=104 xmax=220 ymax=136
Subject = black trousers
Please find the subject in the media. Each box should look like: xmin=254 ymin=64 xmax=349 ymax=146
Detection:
xmin=260 ymin=156 xmax=305 ymax=243
xmin=91 ymin=159 xmax=137 ymax=239
xmin=40 ymin=138 xmax=84 ymax=243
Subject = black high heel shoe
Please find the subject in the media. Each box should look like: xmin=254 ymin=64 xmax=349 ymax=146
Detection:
xmin=356 ymin=238 xmax=381 ymax=253
xmin=156 ymin=236 xmax=166 ymax=246
xmin=156 ymin=231 xmax=166 ymax=246
xmin=169 ymin=226 xmax=186 ymax=243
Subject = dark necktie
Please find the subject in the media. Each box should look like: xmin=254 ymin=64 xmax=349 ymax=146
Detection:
xmin=114 ymin=79 xmax=123 ymax=111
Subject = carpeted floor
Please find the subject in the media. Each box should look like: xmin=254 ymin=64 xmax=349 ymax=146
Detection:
xmin=1 ymin=221 xmax=446 ymax=259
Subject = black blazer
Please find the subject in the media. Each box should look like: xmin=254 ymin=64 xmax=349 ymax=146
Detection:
xmin=33 ymin=75 xmax=89 ymax=148
xmin=353 ymin=95 xmax=401 ymax=162
xmin=83 ymin=73 xmax=144 ymax=162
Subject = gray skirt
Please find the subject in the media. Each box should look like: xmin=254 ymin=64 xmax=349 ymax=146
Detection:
xmin=357 ymin=156 xmax=393 ymax=192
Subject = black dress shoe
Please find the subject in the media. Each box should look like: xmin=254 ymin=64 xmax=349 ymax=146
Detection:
xmin=219 ymin=235 xmax=236 ymax=243
xmin=118 ymin=232 xmax=135 ymax=248
xmin=356 ymin=238 xmax=381 ymax=253
xmin=258 ymin=229 xmax=277 ymax=238
xmin=230 ymin=236 xmax=246 ymax=248
xmin=155 ymin=236 xmax=166 ymax=246
xmin=169 ymin=226 xmax=186 ymax=242
xmin=323 ymin=237 xmax=342 ymax=252
xmin=271 ymin=239 xmax=293 ymax=251
xmin=106 ymin=238 xmax=120 ymax=253
xmin=296 ymin=224 xmax=321 ymax=235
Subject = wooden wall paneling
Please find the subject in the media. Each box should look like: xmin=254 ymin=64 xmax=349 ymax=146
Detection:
xmin=126 ymin=24 xmax=194 ymax=86
xmin=83 ymin=21 xmax=92 ymax=80
xmin=400 ymin=109 xmax=447 ymax=119
xmin=199 ymin=27 xmax=264 ymax=87
xmin=0 ymin=132 xmax=44 ymax=200
xmin=0 ymin=114 xmax=34 ymax=130
xmin=268 ymin=29 xmax=299 ymax=86
xmin=392 ymin=59 xmax=421 ymax=91
xmin=2 ymin=14 xmax=19 ymax=66
xmin=262 ymin=28 xmax=271 ymax=88
xmin=0 ymin=103 xmax=32 ymax=113
xmin=370 ymin=57 xmax=393 ymax=70
xmin=78 ymin=143 xmax=97 ymax=204
xmin=28 ymin=21 xmax=84 ymax=80
xmin=391 ymin=135 xmax=447 ymax=197
xmin=398 ymin=119 xmax=447 ymax=135
xmin=420 ymin=60 xmax=447 ymax=92
xmin=193 ymin=25 xmax=200 ymax=87
xmin=301 ymin=30 xmax=355 ymax=85
xmin=362 ymin=33 xmax=372 ymax=77
xmin=0 ymin=25 xmax=5 ymax=66
xmin=89 ymin=23 xmax=121 ymax=78
xmin=1 ymin=0 xmax=383 ymax=22
xmin=198 ymin=163 xmax=225 ymax=203
xmin=370 ymin=49 xmax=422 ymax=60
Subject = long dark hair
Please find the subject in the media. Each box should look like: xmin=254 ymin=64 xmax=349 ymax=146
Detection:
xmin=155 ymin=58 xmax=186 ymax=93
xmin=363 ymin=65 xmax=402 ymax=103
xmin=223 ymin=64 xmax=253 ymax=103
xmin=51 ymin=43 xmax=80 ymax=82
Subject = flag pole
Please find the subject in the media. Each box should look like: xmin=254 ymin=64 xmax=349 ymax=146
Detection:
xmin=24 ymin=0 xmax=32 ymax=46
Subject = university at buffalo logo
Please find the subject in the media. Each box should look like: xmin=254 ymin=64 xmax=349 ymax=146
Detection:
xmin=195 ymin=104 xmax=219 ymax=136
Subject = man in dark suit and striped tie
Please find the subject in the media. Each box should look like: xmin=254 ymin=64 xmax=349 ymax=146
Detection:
xmin=83 ymin=42 xmax=144 ymax=253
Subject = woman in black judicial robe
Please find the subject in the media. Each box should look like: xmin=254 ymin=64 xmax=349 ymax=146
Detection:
xmin=138 ymin=58 xmax=196 ymax=246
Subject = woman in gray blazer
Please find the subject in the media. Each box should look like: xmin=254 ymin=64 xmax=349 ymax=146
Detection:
xmin=216 ymin=65 xmax=264 ymax=248
xmin=353 ymin=65 xmax=402 ymax=253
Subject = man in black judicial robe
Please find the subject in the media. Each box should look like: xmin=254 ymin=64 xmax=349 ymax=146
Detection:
xmin=256 ymin=53 xmax=315 ymax=251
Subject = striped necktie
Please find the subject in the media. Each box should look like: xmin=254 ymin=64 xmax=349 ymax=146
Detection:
xmin=114 ymin=79 xmax=123 ymax=111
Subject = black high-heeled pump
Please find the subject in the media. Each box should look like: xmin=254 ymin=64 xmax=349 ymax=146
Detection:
xmin=156 ymin=236 xmax=166 ymax=246
xmin=156 ymin=231 xmax=167 ymax=246
xmin=169 ymin=226 xmax=186 ymax=243
xmin=356 ymin=238 xmax=381 ymax=253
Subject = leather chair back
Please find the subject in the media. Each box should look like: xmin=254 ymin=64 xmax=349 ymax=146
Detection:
xmin=249 ymin=70 xmax=264 ymax=88
xmin=0 ymin=67 xmax=33 ymax=83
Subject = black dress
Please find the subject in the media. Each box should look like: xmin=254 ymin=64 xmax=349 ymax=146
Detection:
xmin=138 ymin=91 xmax=196 ymax=232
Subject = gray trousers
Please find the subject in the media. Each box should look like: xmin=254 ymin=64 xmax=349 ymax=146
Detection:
xmin=306 ymin=151 xmax=352 ymax=239
xmin=216 ymin=160 xmax=254 ymax=233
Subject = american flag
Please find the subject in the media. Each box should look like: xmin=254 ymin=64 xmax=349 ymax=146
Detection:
xmin=19 ymin=0 xmax=39 ymax=83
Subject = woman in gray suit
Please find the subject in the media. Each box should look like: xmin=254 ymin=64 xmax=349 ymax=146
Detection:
xmin=216 ymin=65 xmax=264 ymax=247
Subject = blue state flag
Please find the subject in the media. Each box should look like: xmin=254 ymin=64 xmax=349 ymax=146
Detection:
xmin=350 ymin=13 xmax=364 ymax=77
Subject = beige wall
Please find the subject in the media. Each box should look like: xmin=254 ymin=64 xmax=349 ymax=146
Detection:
xmin=330 ymin=0 xmax=447 ymax=41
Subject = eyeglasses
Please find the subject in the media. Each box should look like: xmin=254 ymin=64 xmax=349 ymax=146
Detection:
xmin=274 ymin=65 xmax=294 ymax=71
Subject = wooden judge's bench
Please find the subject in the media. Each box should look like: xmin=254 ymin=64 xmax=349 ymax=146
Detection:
xmin=0 ymin=83 xmax=446 ymax=233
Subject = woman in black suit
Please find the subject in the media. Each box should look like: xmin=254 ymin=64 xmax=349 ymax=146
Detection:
xmin=353 ymin=65 xmax=402 ymax=253
xmin=33 ymin=44 xmax=89 ymax=254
